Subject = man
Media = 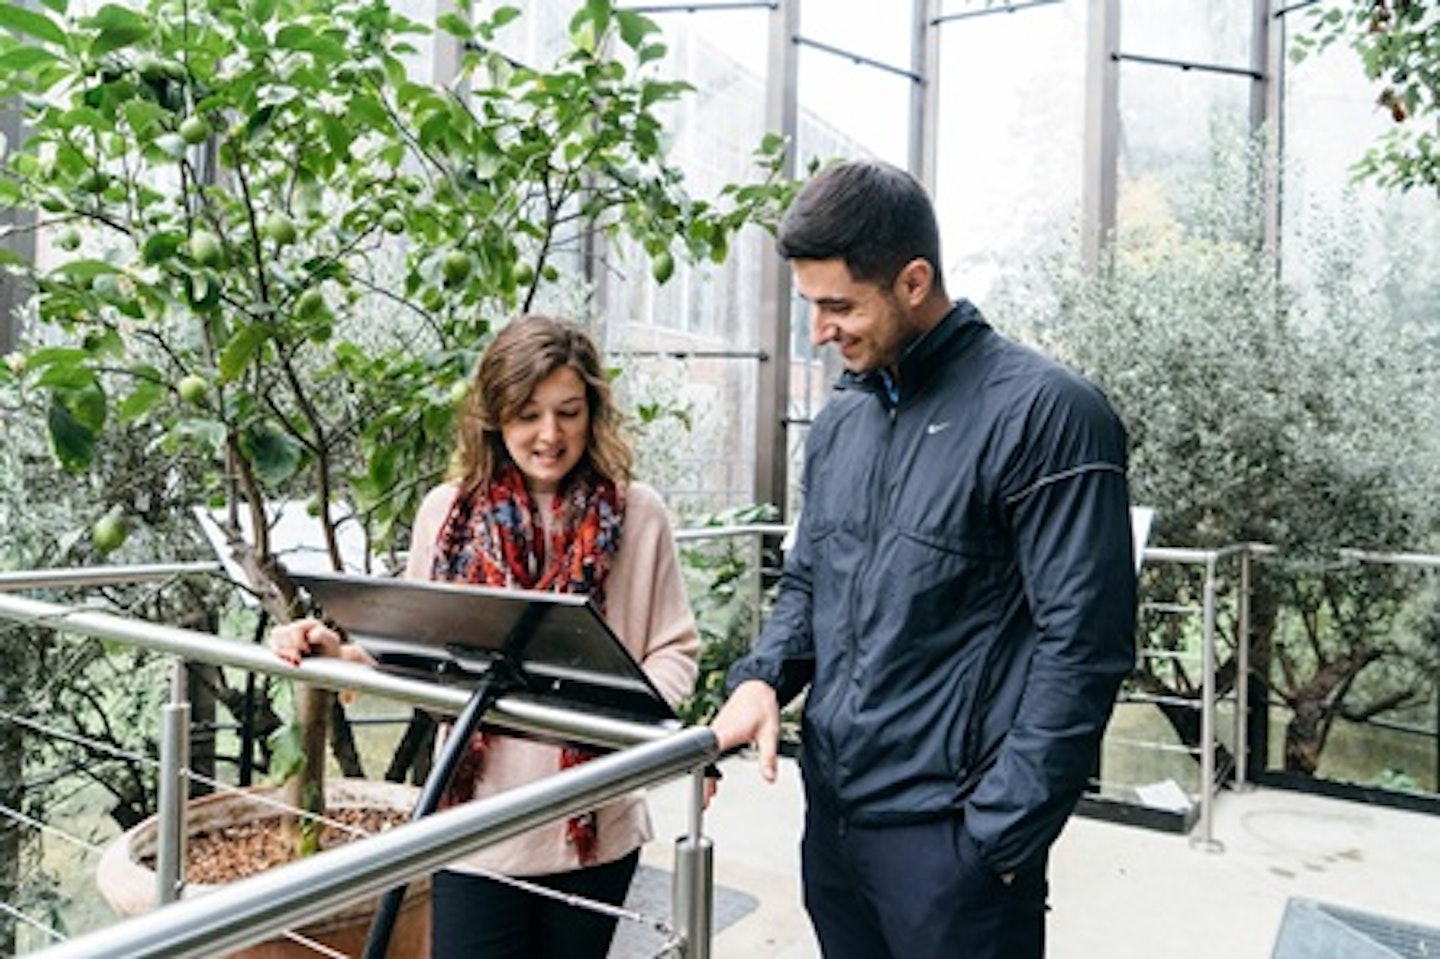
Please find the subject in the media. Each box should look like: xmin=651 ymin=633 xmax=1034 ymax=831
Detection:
xmin=710 ymin=160 xmax=1137 ymax=959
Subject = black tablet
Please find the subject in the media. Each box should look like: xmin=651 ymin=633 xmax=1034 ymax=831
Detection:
xmin=288 ymin=570 xmax=678 ymax=724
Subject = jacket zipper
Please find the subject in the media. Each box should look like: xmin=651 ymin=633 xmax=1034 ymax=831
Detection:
xmin=825 ymin=388 xmax=899 ymax=816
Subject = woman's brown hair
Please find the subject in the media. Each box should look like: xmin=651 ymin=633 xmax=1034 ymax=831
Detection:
xmin=449 ymin=314 xmax=633 ymax=492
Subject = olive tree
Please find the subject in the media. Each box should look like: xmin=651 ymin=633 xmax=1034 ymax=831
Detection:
xmin=993 ymin=137 xmax=1440 ymax=780
xmin=0 ymin=0 xmax=787 ymax=853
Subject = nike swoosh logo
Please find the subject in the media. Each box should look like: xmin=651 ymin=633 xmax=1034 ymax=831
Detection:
xmin=926 ymin=421 xmax=950 ymax=435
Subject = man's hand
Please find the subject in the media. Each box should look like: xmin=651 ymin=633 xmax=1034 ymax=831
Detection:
xmin=709 ymin=679 xmax=781 ymax=783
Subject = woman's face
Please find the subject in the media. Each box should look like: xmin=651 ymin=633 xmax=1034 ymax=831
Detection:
xmin=500 ymin=365 xmax=590 ymax=493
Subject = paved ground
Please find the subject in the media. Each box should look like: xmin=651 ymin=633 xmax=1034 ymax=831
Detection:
xmin=638 ymin=755 xmax=1440 ymax=959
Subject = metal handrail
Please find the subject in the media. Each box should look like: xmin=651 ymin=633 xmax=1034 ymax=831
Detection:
xmin=0 ymin=591 xmax=675 ymax=751
xmin=0 ymin=576 xmax=720 ymax=958
xmin=30 ymin=727 xmax=719 ymax=959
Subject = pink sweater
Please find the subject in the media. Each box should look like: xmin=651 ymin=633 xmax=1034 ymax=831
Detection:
xmin=404 ymin=480 xmax=700 ymax=877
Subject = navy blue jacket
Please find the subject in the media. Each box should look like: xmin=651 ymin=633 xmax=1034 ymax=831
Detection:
xmin=727 ymin=300 xmax=1137 ymax=874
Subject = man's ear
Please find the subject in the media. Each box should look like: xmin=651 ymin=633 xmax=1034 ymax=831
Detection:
xmin=894 ymin=257 xmax=933 ymax=306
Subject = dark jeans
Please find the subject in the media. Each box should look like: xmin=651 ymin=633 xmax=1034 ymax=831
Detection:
xmin=801 ymin=788 xmax=1049 ymax=959
xmin=430 ymin=850 xmax=640 ymax=959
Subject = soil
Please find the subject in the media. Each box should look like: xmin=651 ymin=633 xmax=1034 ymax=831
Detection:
xmin=142 ymin=807 xmax=410 ymax=885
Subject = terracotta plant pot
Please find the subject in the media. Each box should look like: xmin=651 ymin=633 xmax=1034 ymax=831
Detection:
xmin=96 ymin=778 xmax=430 ymax=959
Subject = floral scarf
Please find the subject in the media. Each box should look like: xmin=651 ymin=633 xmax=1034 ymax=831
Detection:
xmin=432 ymin=463 xmax=624 ymax=865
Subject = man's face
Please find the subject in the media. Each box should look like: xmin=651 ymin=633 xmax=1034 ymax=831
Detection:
xmin=792 ymin=257 xmax=923 ymax=374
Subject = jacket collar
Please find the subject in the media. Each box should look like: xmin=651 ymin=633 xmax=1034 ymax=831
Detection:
xmin=838 ymin=299 xmax=988 ymax=405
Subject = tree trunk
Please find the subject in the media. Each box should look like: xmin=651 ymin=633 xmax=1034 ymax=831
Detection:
xmin=1284 ymin=698 xmax=1326 ymax=775
xmin=284 ymin=685 xmax=335 ymax=857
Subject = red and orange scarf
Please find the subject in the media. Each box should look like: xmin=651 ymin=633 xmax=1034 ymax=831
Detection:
xmin=432 ymin=462 xmax=625 ymax=865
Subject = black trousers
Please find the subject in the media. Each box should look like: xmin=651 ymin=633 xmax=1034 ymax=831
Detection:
xmin=430 ymin=850 xmax=640 ymax=959
xmin=801 ymin=788 xmax=1049 ymax=959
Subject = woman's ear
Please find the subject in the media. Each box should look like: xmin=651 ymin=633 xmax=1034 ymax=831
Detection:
xmin=894 ymin=257 xmax=934 ymax=307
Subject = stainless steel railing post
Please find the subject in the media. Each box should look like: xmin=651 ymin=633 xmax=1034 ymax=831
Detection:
xmin=673 ymin=766 xmax=714 ymax=959
xmin=1236 ymin=547 xmax=1252 ymax=791
xmin=156 ymin=660 xmax=191 ymax=904
xmin=1190 ymin=556 xmax=1224 ymax=853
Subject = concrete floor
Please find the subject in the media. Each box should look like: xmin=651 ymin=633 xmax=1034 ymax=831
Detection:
xmin=640 ymin=755 xmax=1440 ymax=959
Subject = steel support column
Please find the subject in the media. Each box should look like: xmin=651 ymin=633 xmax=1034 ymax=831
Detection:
xmin=0 ymin=102 xmax=35 ymax=354
xmin=753 ymin=0 xmax=798 ymax=517
xmin=1082 ymin=0 xmax=1120 ymax=271
xmin=909 ymin=0 xmax=940 ymax=189
xmin=1254 ymin=0 xmax=1285 ymax=262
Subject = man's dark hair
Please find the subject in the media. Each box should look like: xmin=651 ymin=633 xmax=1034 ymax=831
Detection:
xmin=776 ymin=160 xmax=945 ymax=290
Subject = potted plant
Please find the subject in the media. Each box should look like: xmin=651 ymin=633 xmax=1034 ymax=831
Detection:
xmin=0 ymin=0 xmax=787 ymax=943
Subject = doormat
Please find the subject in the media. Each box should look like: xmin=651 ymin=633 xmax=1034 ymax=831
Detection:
xmin=610 ymin=864 xmax=761 ymax=957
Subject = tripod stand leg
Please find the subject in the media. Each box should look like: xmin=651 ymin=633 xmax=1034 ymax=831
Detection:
xmin=362 ymin=679 xmax=502 ymax=959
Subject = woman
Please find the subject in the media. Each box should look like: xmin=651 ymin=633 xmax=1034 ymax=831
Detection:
xmin=271 ymin=314 xmax=701 ymax=958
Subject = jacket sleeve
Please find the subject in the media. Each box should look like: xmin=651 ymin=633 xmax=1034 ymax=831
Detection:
xmin=723 ymin=503 xmax=817 ymax=706
xmin=963 ymin=374 xmax=1138 ymax=873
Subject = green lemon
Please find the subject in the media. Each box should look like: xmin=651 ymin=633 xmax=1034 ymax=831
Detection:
xmin=510 ymin=261 xmax=536 ymax=288
xmin=92 ymin=507 xmax=128 ymax=554
xmin=261 ymin=212 xmax=298 ymax=246
xmin=295 ymin=287 xmax=325 ymax=318
xmin=190 ymin=230 xmax=223 ymax=267
xmin=441 ymin=251 xmax=472 ymax=288
xmin=77 ymin=169 xmax=109 ymax=194
xmin=651 ymin=250 xmax=675 ymax=285
xmin=178 ymin=115 xmax=209 ymax=145
xmin=177 ymin=373 xmax=207 ymax=405
xmin=380 ymin=210 xmax=406 ymax=234
xmin=56 ymin=227 xmax=81 ymax=252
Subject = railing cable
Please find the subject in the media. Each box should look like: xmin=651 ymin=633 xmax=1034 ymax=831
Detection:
xmin=1 ymin=706 xmax=677 ymax=937
xmin=0 ymin=801 xmax=108 ymax=856
xmin=0 ymin=900 xmax=67 ymax=944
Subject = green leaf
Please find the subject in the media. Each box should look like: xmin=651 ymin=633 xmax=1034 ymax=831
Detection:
xmin=47 ymin=395 xmax=98 ymax=472
xmin=436 ymin=12 xmax=473 ymax=41
xmin=218 ymin=322 xmax=270 ymax=382
xmin=174 ymin=417 xmax=226 ymax=456
xmin=119 ymin=378 xmax=165 ymax=421
xmin=141 ymin=231 xmax=184 ymax=265
xmin=240 ymin=420 xmax=301 ymax=484
xmin=615 ymin=10 xmax=656 ymax=50
xmin=0 ymin=44 xmax=61 ymax=72
xmin=0 ymin=3 xmax=66 ymax=47
xmin=35 ymin=361 xmax=96 ymax=391
xmin=267 ymin=722 xmax=306 ymax=784
xmin=122 ymin=98 xmax=169 ymax=139
xmin=87 ymin=4 xmax=151 ymax=56
xmin=54 ymin=258 xmax=121 ymax=281
xmin=65 ymin=381 xmax=108 ymax=431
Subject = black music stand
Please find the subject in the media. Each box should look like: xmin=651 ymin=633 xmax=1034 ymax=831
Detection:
xmin=287 ymin=571 xmax=679 ymax=959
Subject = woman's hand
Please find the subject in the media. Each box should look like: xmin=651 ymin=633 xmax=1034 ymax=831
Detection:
xmin=268 ymin=617 xmax=352 ymax=665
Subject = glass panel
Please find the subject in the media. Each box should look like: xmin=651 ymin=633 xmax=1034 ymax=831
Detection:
xmin=1120 ymin=0 xmax=1256 ymax=71
xmin=1279 ymin=16 xmax=1440 ymax=328
xmin=1115 ymin=64 xmax=1254 ymax=234
xmin=933 ymin=1 xmax=1086 ymax=303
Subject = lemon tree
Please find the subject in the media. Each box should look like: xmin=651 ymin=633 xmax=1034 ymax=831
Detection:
xmin=0 ymin=0 xmax=790 ymax=842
